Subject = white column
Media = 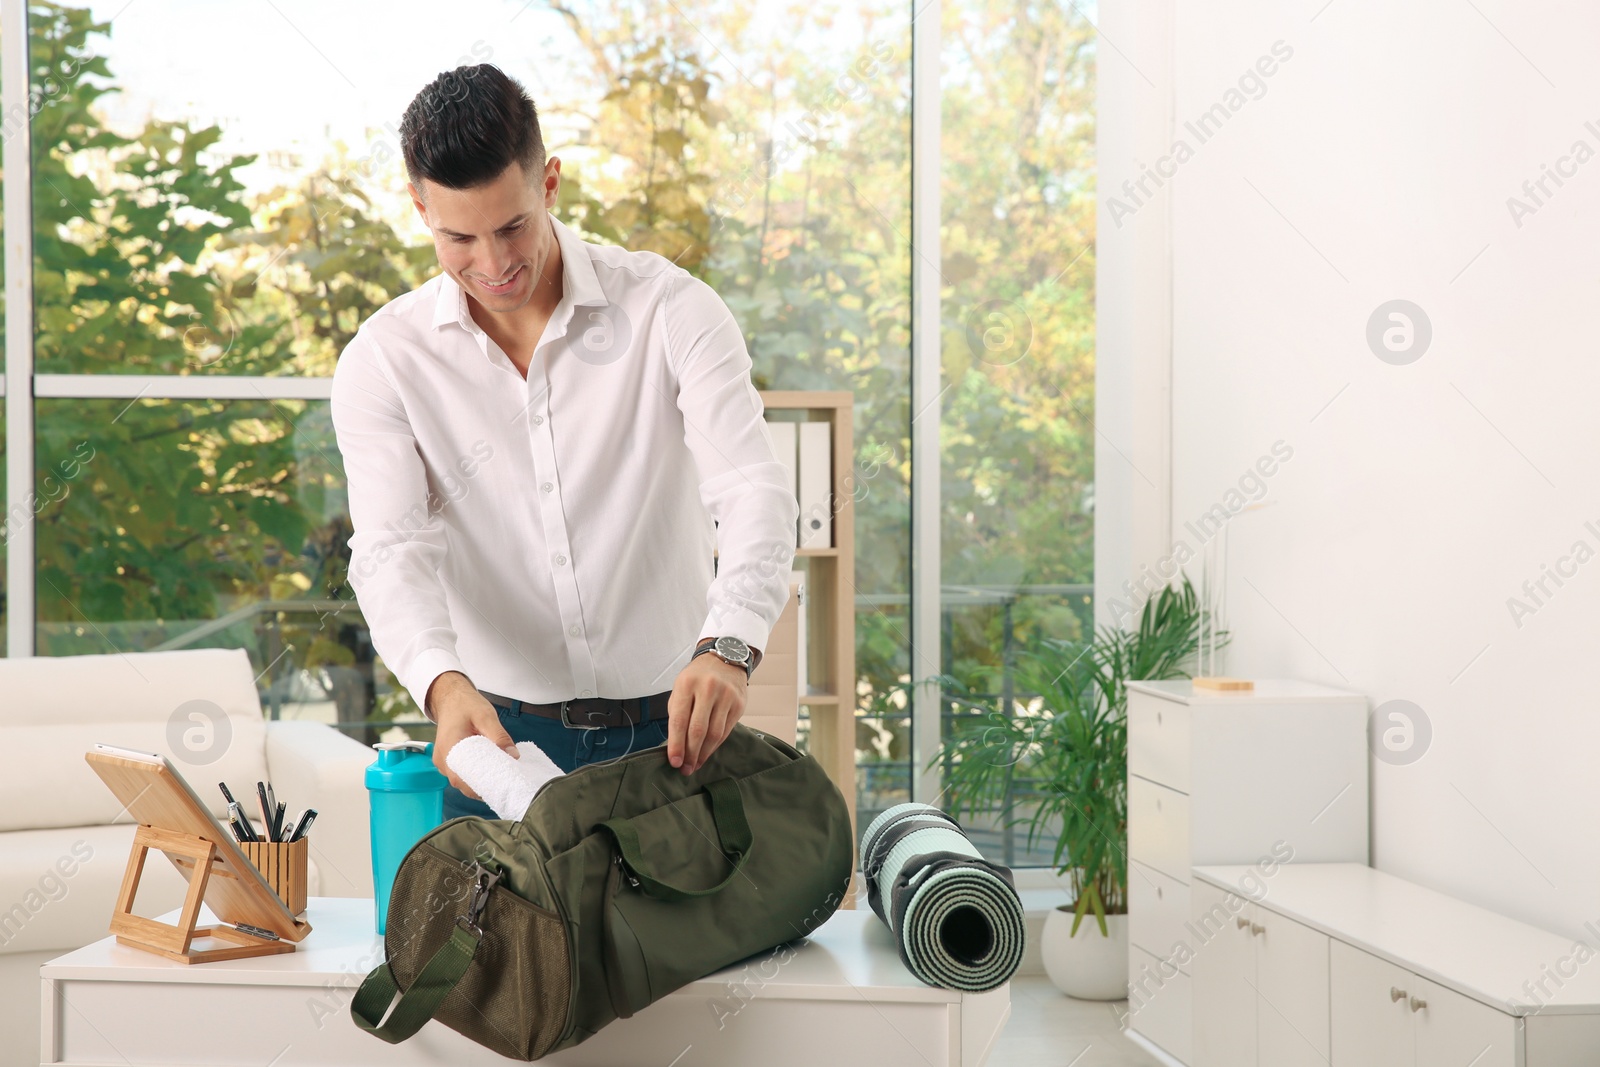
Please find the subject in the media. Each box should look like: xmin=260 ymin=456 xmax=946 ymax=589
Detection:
xmin=5 ymin=0 xmax=36 ymax=657
xmin=910 ymin=0 xmax=943 ymax=803
xmin=1095 ymin=0 xmax=1177 ymax=630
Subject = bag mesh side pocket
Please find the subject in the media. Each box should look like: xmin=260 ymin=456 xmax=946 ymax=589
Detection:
xmin=386 ymin=842 xmax=571 ymax=1060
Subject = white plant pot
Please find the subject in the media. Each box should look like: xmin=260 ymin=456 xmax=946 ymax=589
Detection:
xmin=1041 ymin=905 xmax=1129 ymax=1000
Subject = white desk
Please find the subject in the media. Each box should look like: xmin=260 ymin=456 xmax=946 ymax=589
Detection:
xmin=40 ymin=897 xmax=1009 ymax=1066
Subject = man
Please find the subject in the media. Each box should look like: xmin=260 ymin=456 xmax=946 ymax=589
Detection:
xmin=331 ymin=64 xmax=797 ymax=819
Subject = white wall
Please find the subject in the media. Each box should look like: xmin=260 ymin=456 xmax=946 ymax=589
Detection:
xmin=1101 ymin=0 xmax=1600 ymax=941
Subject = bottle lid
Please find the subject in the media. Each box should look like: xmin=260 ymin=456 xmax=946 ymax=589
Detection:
xmin=366 ymin=741 xmax=447 ymax=792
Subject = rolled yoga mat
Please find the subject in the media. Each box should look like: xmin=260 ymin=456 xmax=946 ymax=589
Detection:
xmin=861 ymin=802 xmax=1027 ymax=992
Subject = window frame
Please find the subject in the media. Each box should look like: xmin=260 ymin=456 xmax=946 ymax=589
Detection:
xmin=0 ymin=0 xmax=1043 ymax=817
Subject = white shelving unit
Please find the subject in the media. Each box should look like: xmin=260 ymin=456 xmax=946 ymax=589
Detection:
xmin=1123 ymin=679 xmax=1370 ymax=1065
xmin=758 ymin=391 xmax=856 ymax=840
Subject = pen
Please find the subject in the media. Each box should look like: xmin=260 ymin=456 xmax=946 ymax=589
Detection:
xmin=220 ymin=783 xmax=254 ymax=841
xmin=228 ymin=801 xmax=259 ymax=842
xmin=273 ymin=801 xmax=286 ymax=842
xmin=265 ymin=781 xmax=278 ymax=835
xmin=287 ymin=809 xmax=317 ymax=843
xmin=256 ymin=782 xmax=275 ymax=842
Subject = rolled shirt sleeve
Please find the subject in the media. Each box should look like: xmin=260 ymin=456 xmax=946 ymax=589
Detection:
xmin=331 ymin=328 xmax=465 ymax=722
xmin=664 ymin=271 xmax=801 ymax=658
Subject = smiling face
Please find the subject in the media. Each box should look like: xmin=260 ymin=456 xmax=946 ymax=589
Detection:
xmin=411 ymin=156 xmax=562 ymax=314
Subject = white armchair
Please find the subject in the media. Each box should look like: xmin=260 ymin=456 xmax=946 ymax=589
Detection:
xmin=0 ymin=647 xmax=375 ymax=1067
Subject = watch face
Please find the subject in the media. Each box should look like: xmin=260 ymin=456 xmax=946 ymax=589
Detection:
xmin=714 ymin=635 xmax=750 ymax=663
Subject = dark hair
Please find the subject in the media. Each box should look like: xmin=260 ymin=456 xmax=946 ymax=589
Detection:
xmin=400 ymin=64 xmax=546 ymax=196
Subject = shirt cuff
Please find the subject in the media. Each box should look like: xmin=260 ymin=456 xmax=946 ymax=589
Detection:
xmin=698 ymin=605 xmax=774 ymax=669
xmin=405 ymin=647 xmax=468 ymax=725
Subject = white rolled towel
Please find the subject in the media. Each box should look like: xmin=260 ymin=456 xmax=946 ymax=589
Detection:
xmin=444 ymin=736 xmax=566 ymax=820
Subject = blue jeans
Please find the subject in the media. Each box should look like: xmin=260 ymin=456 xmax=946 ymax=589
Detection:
xmin=440 ymin=699 xmax=672 ymax=821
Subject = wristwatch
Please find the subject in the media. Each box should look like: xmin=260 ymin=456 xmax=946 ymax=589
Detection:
xmin=693 ymin=635 xmax=761 ymax=679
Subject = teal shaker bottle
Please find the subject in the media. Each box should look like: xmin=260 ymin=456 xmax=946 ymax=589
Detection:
xmin=366 ymin=740 xmax=447 ymax=934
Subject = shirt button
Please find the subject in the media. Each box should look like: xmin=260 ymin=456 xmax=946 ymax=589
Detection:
xmin=554 ymin=554 xmax=567 ymax=566
xmin=541 ymin=482 xmax=553 ymax=493
xmin=532 ymin=415 xmax=544 ymax=425
xmin=569 ymin=624 xmax=581 ymax=636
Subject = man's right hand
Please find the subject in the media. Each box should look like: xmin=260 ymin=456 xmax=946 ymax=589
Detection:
xmin=427 ymin=671 xmax=519 ymax=800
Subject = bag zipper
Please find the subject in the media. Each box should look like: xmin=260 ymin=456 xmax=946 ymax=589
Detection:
xmin=613 ymin=852 xmax=641 ymax=889
xmin=526 ymin=733 xmax=668 ymax=809
xmin=456 ymin=858 xmax=503 ymax=937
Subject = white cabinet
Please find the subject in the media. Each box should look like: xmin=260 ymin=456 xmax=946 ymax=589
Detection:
xmin=1129 ymin=776 xmax=1191 ymax=882
xmin=1128 ymin=861 xmax=1189 ymax=969
xmin=1130 ymin=946 xmax=1194 ymax=1058
xmin=1128 ymin=687 xmax=1191 ymax=790
xmin=1199 ymin=863 xmax=1600 ymax=1067
xmin=1256 ymin=901 xmax=1331 ymax=1067
xmin=1125 ymin=679 xmax=1369 ymax=1066
xmin=1329 ymin=938 xmax=1412 ymax=1067
xmin=1190 ymin=881 xmax=1255 ymax=1067
xmin=1413 ymin=976 xmax=1520 ymax=1067
xmin=1189 ymin=880 xmax=1329 ymax=1067
xmin=1330 ymin=941 xmax=1518 ymax=1067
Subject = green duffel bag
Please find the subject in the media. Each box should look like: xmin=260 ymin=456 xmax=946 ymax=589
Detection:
xmin=350 ymin=723 xmax=855 ymax=1059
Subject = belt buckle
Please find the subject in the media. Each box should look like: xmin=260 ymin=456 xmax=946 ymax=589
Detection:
xmin=559 ymin=699 xmax=603 ymax=731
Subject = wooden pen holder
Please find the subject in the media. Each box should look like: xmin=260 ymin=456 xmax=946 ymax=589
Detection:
xmin=239 ymin=838 xmax=309 ymax=916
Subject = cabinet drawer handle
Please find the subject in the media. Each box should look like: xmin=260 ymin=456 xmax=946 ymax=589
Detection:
xmin=1249 ymin=922 xmax=1265 ymax=936
xmin=1409 ymin=996 xmax=1427 ymax=1013
xmin=1236 ymin=917 xmax=1251 ymax=930
xmin=1157 ymin=711 xmax=1163 ymax=727
xmin=1390 ymin=986 xmax=1407 ymax=1002
xmin=1156 ymin=886 xmax=1163 ymax=900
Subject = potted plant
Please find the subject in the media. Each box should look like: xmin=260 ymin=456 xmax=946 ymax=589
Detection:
xmin=936 ymin=577 xmax=1208 ymax=999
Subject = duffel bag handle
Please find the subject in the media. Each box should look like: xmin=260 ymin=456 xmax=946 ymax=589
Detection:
xmin=598 ymin=777 xmax=752 ymax=901
xmin=350 ymin=922 xmax=480 ymax=1042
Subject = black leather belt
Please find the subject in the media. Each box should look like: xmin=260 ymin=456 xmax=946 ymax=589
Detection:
xmin=477 ymin=689 xmax=672 ymax=730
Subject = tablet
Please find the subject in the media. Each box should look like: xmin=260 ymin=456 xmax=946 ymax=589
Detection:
xmin=85 ymin=742 xmax=311 ymax=943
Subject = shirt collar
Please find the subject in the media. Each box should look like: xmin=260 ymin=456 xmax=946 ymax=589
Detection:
xmin=430 ymin=211 xmax=607 ymax=334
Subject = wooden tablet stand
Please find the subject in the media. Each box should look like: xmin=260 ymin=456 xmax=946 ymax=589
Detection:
xmin=88 ymin=745 xmax=309 ymax=964
xmin=112 ymin=824 xmax=295 ymax=964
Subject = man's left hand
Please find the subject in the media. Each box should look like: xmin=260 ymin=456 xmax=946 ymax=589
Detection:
xmin=667 ymin=647 xmax=749 ymax=776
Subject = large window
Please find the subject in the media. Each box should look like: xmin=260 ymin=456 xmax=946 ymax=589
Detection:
xmin=7 ymin=0 xmax=1094 ymax=861
xmin=931 ymin=1 xmax=1097 ymax=863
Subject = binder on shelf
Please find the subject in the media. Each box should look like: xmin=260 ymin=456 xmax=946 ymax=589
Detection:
xmin=793 ymin=568 xmax=808 ymax=697
xmin=767 ymin=420 xmax=799 ymax=547
xmin=798 ymin=421 xmax=832 ymax=549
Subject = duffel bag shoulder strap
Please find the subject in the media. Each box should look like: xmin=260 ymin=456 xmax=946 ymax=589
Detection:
xmin=350 ymin=922 xmax=480 ymax=1042
xmin=597 ymin=777 xmax=752 ymax=901
xmin=351 ymin=859 xmax=503 ymax=1042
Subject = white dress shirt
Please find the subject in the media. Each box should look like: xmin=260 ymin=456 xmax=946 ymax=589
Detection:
xmin=331 ymin=212 xmax=798 ymax=722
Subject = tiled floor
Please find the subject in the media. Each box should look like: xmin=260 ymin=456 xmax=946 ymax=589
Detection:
xmin=988 ymin=977 xmax=1163 ymax=1067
